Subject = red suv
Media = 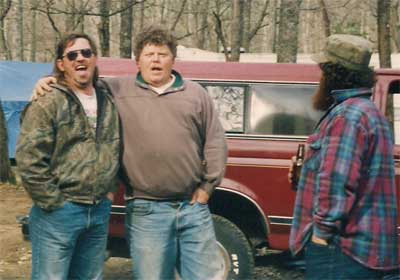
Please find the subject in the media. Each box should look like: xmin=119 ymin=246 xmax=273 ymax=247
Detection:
xmin=15 ymin=58 xmax=400 ymax=280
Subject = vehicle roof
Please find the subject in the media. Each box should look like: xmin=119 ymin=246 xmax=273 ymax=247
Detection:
xmin=97 ymin=57 xmax=324 ymax=84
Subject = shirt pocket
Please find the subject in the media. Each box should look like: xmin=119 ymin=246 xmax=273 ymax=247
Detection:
xmin=304 ymin=133 xmax=322 ymax=171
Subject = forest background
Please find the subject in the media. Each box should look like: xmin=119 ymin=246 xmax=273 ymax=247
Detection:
xmin=0 ymin=0 xmax=396 ymax=183
xmin=0 ymin=0 xmax=395 ymax=66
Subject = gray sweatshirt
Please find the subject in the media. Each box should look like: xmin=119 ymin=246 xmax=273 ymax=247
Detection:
xmin=104 ymin=70 xmax=227 ymax=200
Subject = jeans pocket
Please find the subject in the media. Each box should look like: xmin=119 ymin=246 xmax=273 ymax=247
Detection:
xmin=306 ymin=240 xmax=335 ymax=258
xmin=129 ymin=200 xmax=153 ymax=216
xmin=193 ymin=201 xmax=210 ymax=213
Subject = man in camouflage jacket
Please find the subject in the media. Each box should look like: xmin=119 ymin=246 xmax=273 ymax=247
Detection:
xmin=16 ymin=33 xmax=120 ymax=280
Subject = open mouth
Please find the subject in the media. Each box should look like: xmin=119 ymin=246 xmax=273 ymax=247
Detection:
xmin=151 ymin=66 xmax=162 ymax=72
xmin=75 ymin=65 xmax=88 ymax=72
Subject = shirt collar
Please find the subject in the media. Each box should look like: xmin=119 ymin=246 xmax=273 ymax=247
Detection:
xmin=329 ymin=88 xmax=372 ymax=104
xmin=135 ymin=69 xmax=184 ymax=91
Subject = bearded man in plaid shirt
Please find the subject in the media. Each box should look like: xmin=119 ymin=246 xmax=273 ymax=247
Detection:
xmin=290 ymin=34 xmax=399 ymax=279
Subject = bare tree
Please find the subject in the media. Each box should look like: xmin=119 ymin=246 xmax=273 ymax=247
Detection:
xmin=213 ymin=3 xmax=230 ymax=61
xmin=0 ymin=100 xmax=13 ymax=184
xmin=230 ymin=0 xmax=244 ymax=61
xmin=160 ymin=0 xmax=167 ymax=24
xmin=0 ymin=0 xmax=12 ymax=60
xmin=64 ymin=0 xmax=87 ymax=33
xmin=98 ymin=0 xmax=111 ymax=56
xmin=390 ymin=0 xmax=400 ymax=52
xmin=16 ymin=0 xmax=24 ymax=61
xmin=170 ymin=0 xmax=187 ymax=31
xmin=30 ymin=0 xmax=38 ymax=61
xmin=276 ymin=0 xmax=302 ymax=63
xmin=242 ymin=0 xmax=269 ymax=52
xmin=193 ymin=0 xmax=209 ymax=49
xmin=319 ymin=0 xmax=330 ymax=37
xmin=377 ymin=0 xmax=391 ymax=68
xmin=65 ymin=0 xmax=76 ymax=32
xmin=272 ymin=0 xmax=279 ymax=52
xmin=0 ymin=0 xmax=10 ymax=23
xmin=120 ymin=0 xmax=134 ymax=58
xmin=138 ymin=0 xmax=145 ymax=32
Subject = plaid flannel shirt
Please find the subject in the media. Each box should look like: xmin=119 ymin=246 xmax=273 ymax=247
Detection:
xmin=289 ymin=88 xmax=399 ymax=270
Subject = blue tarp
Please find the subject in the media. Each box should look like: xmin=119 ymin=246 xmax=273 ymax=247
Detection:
xmin=0 ymin=61 xmax=52 ymax=158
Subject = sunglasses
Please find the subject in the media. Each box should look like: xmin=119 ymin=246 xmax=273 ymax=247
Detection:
xmin=62 ymin=48 xmax=93 ymax=61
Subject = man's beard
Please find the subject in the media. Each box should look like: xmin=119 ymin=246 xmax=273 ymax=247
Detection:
xmin=312 ymin=75 xmax=334 ymax=111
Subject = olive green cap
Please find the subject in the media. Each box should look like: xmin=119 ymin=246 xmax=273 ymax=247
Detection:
xmin=312 ymin=34 xmax=373 ymax=70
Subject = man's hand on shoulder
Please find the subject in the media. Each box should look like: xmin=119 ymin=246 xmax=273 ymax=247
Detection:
xmin=31 ymin=76 xmax=57 ymax=101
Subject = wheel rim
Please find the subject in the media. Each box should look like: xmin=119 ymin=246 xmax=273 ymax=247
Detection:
xmin=217 ymin=241 xmax=231 ymax=279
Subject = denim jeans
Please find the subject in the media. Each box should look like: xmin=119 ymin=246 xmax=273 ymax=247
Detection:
xmin=125 ymin=199 xmax=224 ymax=280
xmin=305 ymin=241 xmax=400 ymax=280
xmin=29 ymin=199 xmax=111 ymax=280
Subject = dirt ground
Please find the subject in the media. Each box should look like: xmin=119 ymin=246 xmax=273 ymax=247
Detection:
xmin=0 ymin=183 xmax=304 ymax=280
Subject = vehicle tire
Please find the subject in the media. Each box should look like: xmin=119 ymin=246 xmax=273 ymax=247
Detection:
xmin=212 ymin=214 xmax=254 ymax=280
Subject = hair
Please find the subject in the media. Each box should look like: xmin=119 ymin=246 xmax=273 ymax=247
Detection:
xmin=312 ymin=62 xmax=376 ymax=111
xmin=53 ymin=33 xmax=99 ymax=86
xmin=134 ymin=26 xmax=177 ymax=60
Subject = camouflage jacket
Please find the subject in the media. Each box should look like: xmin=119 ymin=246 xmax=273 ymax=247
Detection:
xmin=16 ymin=81 xmax=120 ymax=211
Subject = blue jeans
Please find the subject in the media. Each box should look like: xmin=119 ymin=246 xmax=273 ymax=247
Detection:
xmin=305 ymin=241 xmax=400 ymax=280
xmin=125 ymin=199 xmax=224 ymax=280
xmin=29 ymin=199 xmax=111 ymax=280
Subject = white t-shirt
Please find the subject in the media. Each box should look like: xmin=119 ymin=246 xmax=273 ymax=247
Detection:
xmin=150 ymin=75 xmax=176 ymax=95
xmin=75 ymin=90 xmax=97 ymax=130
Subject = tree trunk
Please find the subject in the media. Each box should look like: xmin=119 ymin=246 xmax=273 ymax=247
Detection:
xmin=160 ymin=0 xmax=167 ymax=24
xmin=377 ymin=0 xmax=393 ymax=127
xmin=0 ymin=100 xmax=12 ymax=184
xmin=242 ymin=0 xmax=252 ymax=52
xmin=76 ymin=1 xmax=86 ymax=33
xmin=98 ymin=0 xmax=110 ymax=57
xmin=30 ymin=0 xmax=38 ymax=62
xmin=139 ymin=0 xmax=144 ymax=32
xmin=277 ymin=0 xmax=301 ymax=63
xmin=120 ymin=0 xmax=134 ymax=58
xmin=243 ymin=0 xmax=269 ymax=52
xmin=170 ymin=0 xmax=187 ymax=31
xmin=272 ymin=0 xmax=279 ymax=53
xmin=0 ymin=0 xmax=12 ymax=60
xmin=213 ymin=10 xmax=229 ymax=61
xmin=16 ymin=0 xmax=24 ymax=61
xmin=319 ymin=0 xmax=330 ymax=37
xmin=65 ymin=0 xmax=75 ymax=32
xmin=230 ymin=0 xmax=244 ymax=61
xmin=194 ymin=0 xmax=209 ymax=49
xmin=390 ymin=0 xmax=400 ymax=52
xmin=377 ymin=0 xmax=391 ymax=68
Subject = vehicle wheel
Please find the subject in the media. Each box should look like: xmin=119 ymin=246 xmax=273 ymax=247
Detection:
xmin=212 ymin=214 xmax=254 ymax=280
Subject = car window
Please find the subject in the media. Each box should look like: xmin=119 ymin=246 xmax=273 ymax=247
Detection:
xmin=248 ymin=84 xmax=321 ymax=136
xmin=201 ymin=82 xmax=322 ymax=136
xmin=393 ymin=95 xmax=400 ymax=145
xmin=202 ymin=84 xmax=245 ymax=133
xmin=387 ymin=80 xmax=400 ymax=145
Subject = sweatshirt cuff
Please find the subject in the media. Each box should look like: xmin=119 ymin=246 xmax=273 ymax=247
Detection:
xmin=199 ymin=182 xmax=216 ymax=197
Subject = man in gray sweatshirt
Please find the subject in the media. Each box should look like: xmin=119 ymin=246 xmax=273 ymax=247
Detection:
xmin=34 ymin=26 xmax=227 ymax=280
xmin=107 ymin=26 xmax=227 ymax=280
